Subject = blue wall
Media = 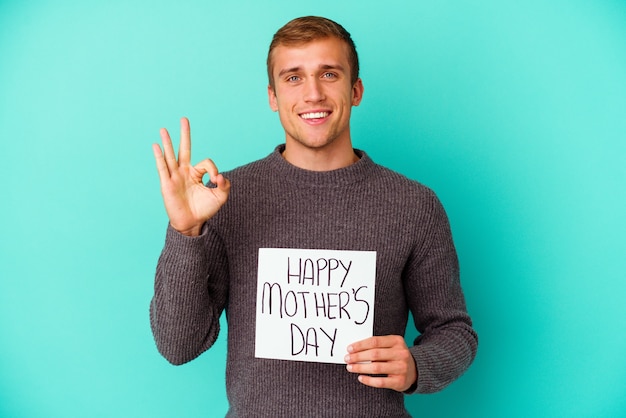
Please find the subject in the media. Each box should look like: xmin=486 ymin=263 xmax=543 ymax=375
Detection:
xmin=1 ymin=1 xmax=624 ymax=417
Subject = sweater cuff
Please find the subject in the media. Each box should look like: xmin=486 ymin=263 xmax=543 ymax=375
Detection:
xmin=408 ymin=345 xmax=438 ymax=394
xmin=165 ymin=222 xmax=209 ymax=241
xmin=402 ymin=347 xmax=420 ymax=394
xmin=161 ymin=222 xmax=216 ymax=273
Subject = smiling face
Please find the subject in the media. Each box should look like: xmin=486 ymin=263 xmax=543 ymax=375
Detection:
xmin=268 ymin=37 xmax=364 ymax=160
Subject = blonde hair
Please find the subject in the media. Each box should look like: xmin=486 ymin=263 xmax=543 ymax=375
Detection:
xmin=267 ymin=16 xmax=360 ymax=89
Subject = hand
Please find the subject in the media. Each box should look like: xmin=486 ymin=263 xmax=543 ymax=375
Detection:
xmin=344 ymin=335 xmax=417 ymax=392
xmin=152 ymin=117 xmax=230 ymax=236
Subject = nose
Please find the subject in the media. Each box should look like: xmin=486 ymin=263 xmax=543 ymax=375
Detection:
xmin=303 ymin=78 xmax=325 ymax=103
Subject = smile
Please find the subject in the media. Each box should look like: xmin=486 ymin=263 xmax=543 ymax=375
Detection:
xmin=300 ymin=111 xmax=330 ymax=120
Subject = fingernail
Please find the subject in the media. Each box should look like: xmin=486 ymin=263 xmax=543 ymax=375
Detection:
xmin=344 ymin=354 xmax=350 ymax=363
xmin=346 ymin=364 xmax=353 ymax=371
xmin=347 ymin=345 xmax=353 ymax=353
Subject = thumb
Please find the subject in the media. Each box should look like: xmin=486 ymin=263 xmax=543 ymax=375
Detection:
xmin=211 ymin=173 xmax=231 ymax=193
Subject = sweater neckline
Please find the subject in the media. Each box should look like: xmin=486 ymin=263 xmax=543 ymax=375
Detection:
xmin=266 ymin=144 xmax=374 ymax=187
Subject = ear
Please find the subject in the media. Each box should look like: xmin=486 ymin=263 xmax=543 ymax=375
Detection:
xmin=351 ymin=78 xmax=364 ymax=106
xmin=268 ymin=85 xmax=278 ymax=112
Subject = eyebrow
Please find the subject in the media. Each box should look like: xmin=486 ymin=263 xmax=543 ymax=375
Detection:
xmin=277 ymin=64 xmax=346 ymax=78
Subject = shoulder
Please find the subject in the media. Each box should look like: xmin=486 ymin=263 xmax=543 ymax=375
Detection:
xmin=360 ymin=157 xmax=451 ymax=236
xmin=366 ymin=158 xmax=440 ymax=207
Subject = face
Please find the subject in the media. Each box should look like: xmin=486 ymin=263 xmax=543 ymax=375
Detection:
xmin=268 ymin=37 xmax=364 ymax=154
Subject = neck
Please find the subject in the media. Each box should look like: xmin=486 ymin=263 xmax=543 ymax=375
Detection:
xmin=282 ymin=139 xmax=359 ymax=172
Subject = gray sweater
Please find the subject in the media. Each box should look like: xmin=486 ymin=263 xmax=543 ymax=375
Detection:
xmin=150 ymin=146 xmax=478 ymax=417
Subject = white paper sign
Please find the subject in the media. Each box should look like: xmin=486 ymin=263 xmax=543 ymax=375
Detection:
xmin=255 ymin=248 xmax=376 ymax=364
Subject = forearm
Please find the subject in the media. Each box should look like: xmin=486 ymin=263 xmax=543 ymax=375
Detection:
xmin=150 ymin=224 xmax=229 ymax=365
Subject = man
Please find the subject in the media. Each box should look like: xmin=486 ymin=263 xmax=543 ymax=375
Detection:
xmin=151 ymin=16 xmax=477 ymax=417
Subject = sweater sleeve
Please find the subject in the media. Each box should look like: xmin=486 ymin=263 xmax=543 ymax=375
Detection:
xmin=149 ymin=223 xmax=229 ymax=365
xmin=404 ymin=191 xmax=478 ymax=394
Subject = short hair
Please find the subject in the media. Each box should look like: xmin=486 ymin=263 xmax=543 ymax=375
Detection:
xmin=267 ymin=16 xmax=360 ymax=89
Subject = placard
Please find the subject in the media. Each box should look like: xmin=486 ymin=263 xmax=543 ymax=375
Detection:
xmin=255 ymin=248 xmax=376 ymax=364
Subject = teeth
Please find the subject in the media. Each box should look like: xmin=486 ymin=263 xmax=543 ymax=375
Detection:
xmin=300 ymin=112 xmax=329 ymax=119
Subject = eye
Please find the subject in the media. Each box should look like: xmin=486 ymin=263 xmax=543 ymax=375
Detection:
xmin=287 ymin=75 xmax=301 ymax=82
xmin=322 ymin=72 xmax=337 ymax=79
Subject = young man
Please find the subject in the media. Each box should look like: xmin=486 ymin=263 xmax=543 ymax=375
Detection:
xmin=151 ymin=16 xmax=477 ymax=417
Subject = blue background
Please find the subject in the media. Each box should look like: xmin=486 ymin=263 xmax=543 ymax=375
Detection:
xmin=1 ymin=1 xmax=625 ymax=417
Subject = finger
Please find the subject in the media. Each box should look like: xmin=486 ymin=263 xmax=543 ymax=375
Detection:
xmin=346 ymin=339 xmax=397 ymax=363
xmin=195 ymin=158 xmax=220 ymax=181
xmin=345 ymin=349 xmax=381 ymax=364
xmin=194 ymin=159 xmax=230 ymax=192
xmin=178 ymin=117 xmax=191 ymax=166
xmin=346 ymin=359 xmax=405 ymax=376
xmin=348 ymin=336 xmax=390 ymax=353
xmin=346 ymin=343 xmax=409 ymax=365
xmin=356 ymin=374 xmax=403 ymax=391
xmin=160 ymin=127 xmax=179 ymax=170
xmin=358 ymin=374 xmax=384 ymax=388
xmin=152 ymin=143 xmax=170 ymax=181
xmin=347 ymin=335 xmax=401 ymax=354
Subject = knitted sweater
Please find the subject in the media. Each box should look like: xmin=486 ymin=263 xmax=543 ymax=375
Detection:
xmin=150 ymin=146 xmax=478 ymax=417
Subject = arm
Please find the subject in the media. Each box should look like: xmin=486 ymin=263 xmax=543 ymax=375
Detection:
xmin=345 ymin=191 xmax=477 ymax=393
xmin=149 ymin=117 xmax=231 ymax=364
xmin=404 ymin=193 xmax=477 ymax=393
xmin=150 ymin=224 xmax=230 ymax=365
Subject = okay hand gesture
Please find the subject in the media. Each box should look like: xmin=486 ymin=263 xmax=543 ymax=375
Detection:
xmin=152 ymin=117 xmax=230 ymax=236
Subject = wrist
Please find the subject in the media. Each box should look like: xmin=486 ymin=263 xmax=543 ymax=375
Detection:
xmin=171 ymin=222 xmax=203 ymax=237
